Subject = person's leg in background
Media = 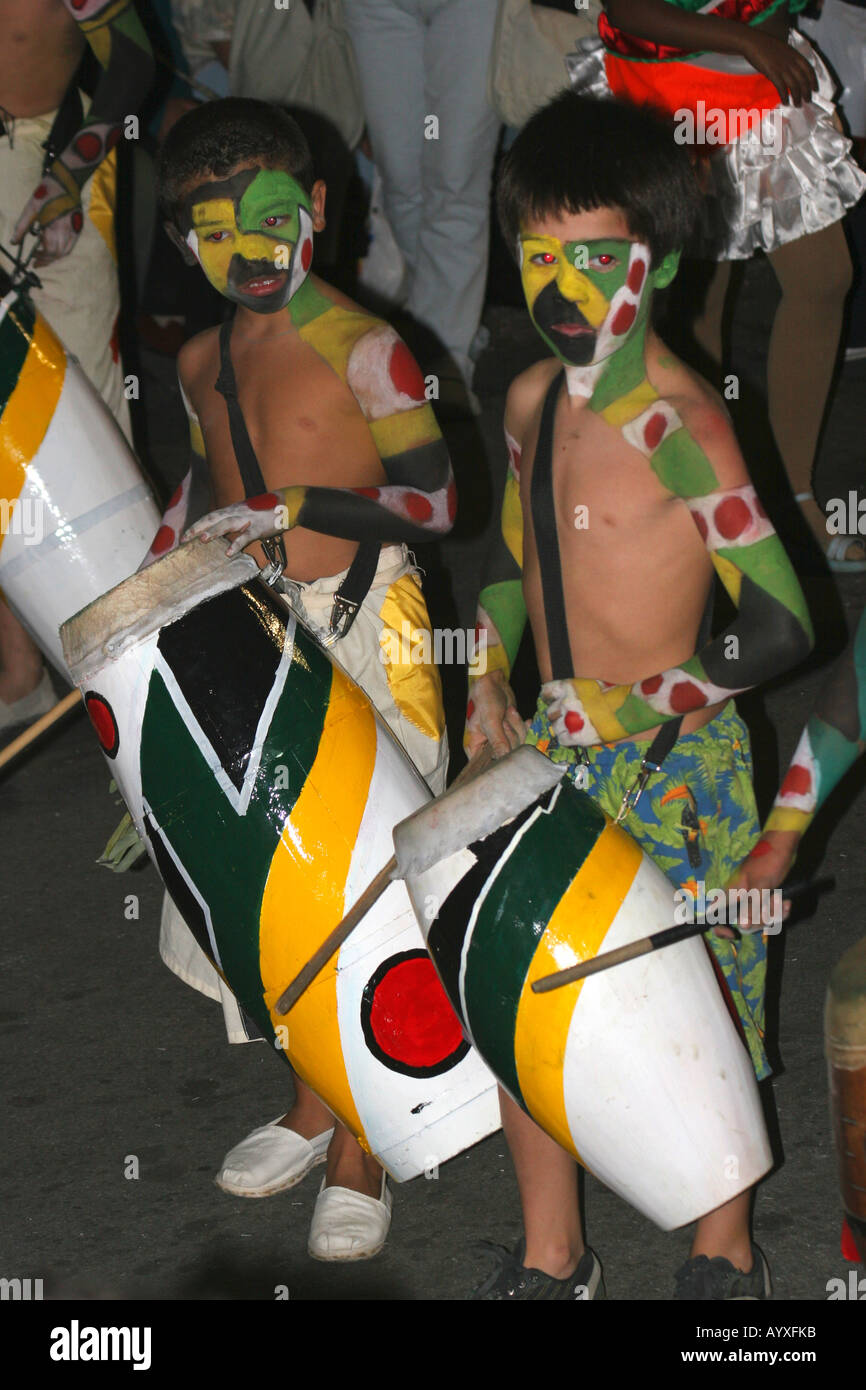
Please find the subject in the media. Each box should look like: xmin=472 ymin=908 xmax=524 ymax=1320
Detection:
xmin=412 ymin=0 xmax=501 ymax=402
xmin=343 ymin=0 xmax=426 ymax=294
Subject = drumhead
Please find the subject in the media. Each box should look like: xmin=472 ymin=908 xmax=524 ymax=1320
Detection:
xmin=60 ymin=540 xmax=258 ymax=682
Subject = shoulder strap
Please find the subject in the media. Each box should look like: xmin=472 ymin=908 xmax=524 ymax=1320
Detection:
xmin=530 ymin=369 xmax=574 ymax=679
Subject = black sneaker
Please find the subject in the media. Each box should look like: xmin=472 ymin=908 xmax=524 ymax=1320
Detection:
xmin=471 ymin=1240 xmax=606 ymax=1301
xmin=673 ymin=1245 xmax=771 ymax=1300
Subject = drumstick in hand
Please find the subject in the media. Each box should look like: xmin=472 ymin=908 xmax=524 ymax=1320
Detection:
xmin=531 ymin=877 xmax=834 ymax=993
xmin=275 ymin=742 xmax=497 ymax=1015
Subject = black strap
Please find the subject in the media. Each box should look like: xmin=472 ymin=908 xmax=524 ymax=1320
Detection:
xmin=530 ymin=370 xmax=573 ymax=680
xmin=214 ymin=314 xmax=379 ymax=637
xmin=530 ymin=367 xmax=686 ymax=770
xmin=41 ymin=82 xmax=85 ymax=174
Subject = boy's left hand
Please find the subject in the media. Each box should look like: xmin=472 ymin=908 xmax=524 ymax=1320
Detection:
xmin=714 ymin=830 xmax=800 ymax=938
xmin=183 ymin=488 xmax=302 ymax=555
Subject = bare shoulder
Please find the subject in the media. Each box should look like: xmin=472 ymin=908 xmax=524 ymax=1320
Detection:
xmin=505 ymin=358 xmax=560 ymax=443
xmin=653 ymin=351 xmax=751 ymax=491
xmin=177 ymin=326 xmax=219 ymax=398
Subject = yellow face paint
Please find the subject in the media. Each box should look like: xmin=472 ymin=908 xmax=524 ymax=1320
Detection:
xmin=183 ymin=166 xmax=314 ymax=315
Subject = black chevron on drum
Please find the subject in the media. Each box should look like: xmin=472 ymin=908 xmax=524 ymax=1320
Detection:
xmin=156 ymin=582 xmax=289 ymax=794
xmin=428 ymin=794 xmax=552 ymax=1018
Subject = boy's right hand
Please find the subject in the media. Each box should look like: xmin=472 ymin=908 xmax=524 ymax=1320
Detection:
xmin=464 ymin=671 xmax=525 ymax=761
xmin=740 ymin=29 xmax=817 ymax=106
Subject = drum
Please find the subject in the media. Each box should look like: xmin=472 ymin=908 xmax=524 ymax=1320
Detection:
xmin=401 ymin=749 xmax=774 ymax=1230
xmin=826 ymin=937 xmax=866 ymax=1263
xmin=60 ymin=541 xmax=499 ymax=1181
xmin=0 ymin=271 xmax=160 ymax=673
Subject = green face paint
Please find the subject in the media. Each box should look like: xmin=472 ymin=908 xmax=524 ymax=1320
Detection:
xmin=184 ymin=166 xmax=315 ymax=314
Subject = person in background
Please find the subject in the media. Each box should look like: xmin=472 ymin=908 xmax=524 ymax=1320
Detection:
xmin=0 ymin=0 xmax=154 ymax=739
xmin=343 ymin=0 xmax=502 ymax=415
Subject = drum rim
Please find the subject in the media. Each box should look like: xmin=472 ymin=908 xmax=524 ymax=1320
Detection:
xmin=60 ymin=540 xmax=259 ymax=682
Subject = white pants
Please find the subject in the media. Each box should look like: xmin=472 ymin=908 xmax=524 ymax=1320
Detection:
xmin=343 ymin=0 xmax=501 ymax=383
xmin=159 ymin=544 xmax=449 ymax=1041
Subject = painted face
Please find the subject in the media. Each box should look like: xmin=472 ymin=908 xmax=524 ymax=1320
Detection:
xmin=518 ymin=235 xmax=653 ymax=367
xmin=183 ymin=166 xmax=315 ymax=314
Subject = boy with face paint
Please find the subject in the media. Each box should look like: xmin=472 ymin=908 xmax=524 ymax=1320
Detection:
xmin=465 ymin=94 xmax=814 ymax=1300
xmin=152 ymin=100 xmax=455 ymax=1260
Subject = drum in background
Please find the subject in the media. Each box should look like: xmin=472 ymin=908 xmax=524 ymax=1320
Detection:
xmin=402 ymin=749 xmax=773 ymax=1230
xmin=826 ymin=937 xmax=866 ymax=1264
xmin=61 ymin=541 xmax=499 ymax=1182
xmin=0 ymin=271 xmax=159 ymax=673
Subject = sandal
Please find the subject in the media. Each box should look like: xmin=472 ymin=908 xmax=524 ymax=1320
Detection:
xmin=796 ymin=492 xmax=866 ymax=574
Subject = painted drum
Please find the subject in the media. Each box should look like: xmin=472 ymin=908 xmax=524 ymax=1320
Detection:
xmin=0 ymin=272 xmax=160 ymax=673
xmin=826 ymin=936 xmax=866 ymax=1263
xmin=404 ymin=754 xmax=773 ymax=1230
xmin=60 ymin=541 xmax=499 ymax=1181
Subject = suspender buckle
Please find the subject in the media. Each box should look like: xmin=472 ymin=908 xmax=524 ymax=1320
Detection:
xmin=614 ymin=756 xmax=662 ymax=825
xmin=326 ymin=591 xmax=360 ymax=644
xmin=260 ymin=536 xmax=287 ymax=587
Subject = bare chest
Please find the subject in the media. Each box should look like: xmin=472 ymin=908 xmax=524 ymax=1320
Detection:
xmin=0 ymin=0 xmax=84 ymax=117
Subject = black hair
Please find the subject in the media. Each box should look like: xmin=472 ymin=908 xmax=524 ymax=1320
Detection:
xmin=158 ymin=98 xmax=315 ymax=226
xmin=497 ymin=92 xmax=701 ymax=266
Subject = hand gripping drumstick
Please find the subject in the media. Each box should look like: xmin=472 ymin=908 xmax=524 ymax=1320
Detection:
xmin=0 ymin=690 xmax=82 ymax=775
xmin=530 ymin=876 xmax=835 ymax=993
xmin=275 ymin=744 xmax=566 ymax=1015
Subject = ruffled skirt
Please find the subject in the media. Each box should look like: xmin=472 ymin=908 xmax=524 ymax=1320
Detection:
xmin=566 ymin=31 xmax=866 ymax=261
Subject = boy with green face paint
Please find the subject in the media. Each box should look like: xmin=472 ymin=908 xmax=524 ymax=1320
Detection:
xmin=466 ymin=94 xmax=814 ymax=1301
xmin=150 ymin=99 xmax=457 ymax=1262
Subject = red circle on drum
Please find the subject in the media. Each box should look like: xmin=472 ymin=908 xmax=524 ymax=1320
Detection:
xmin=360 ymin=951 xmax=469 ymax=1077
xmin=85 ymin=692 xmax=119 ymax=759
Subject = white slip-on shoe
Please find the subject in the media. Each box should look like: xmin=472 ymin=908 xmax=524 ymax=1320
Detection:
xmin=0 ymin=669 xmax=56 ymax=733
xmin=307 ymin=1172 xmax=392 ymax=1262
xmin=215 ymin=1119 xmax=334 ymax=1198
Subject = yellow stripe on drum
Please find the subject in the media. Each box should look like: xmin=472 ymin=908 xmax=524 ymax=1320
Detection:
xmin=513 ymin=820 xmax=644 ymax=1160
xmin=0 ymin=313 xmax=66 ymax=548
xmin=259 ymin=665 xmax=378 ymax=1148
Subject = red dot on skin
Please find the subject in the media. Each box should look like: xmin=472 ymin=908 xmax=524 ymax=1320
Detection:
xmin=300 ymin=238 xmax=313 ymax=271
xmin=643 ymin=412 xmax=667 ymax=451
xmin=564 ymin=710 xmax=585 ymax=734
xmin=248 ymin=491 xmax=281 ymax=511
xmin=74 ymin=132 xmax=102 ymax=162
xmin=749 ymin=839 xmax=773 ymax=859
xmin=389 ymin=342 xmax=427 ymax=401
xmin=466 ymin=700 xmax=475 ymax=720
xmin=641 ymin=674 xmax=664 ymax=695
xmin=71 ymin=210 xmax=83 ymax=233
xmin=357 ymin=486 xmax=381 ymax=500
xmin=405 ymin=492 xmax=433 ymax=523
xmin=693 ymin=511 xmax=709 ymax=542
xmin=34 ymin=184 xmax=47 ymax=200
xmin=670 ymin=681 xmax=708 ymax=713
xmin=781 ymin=764 xmax=811 ymax=798
xmin=106 ymin=127 xmax=121 ymax=151
xmin=714 ymin=495 xmax=751 ymax=540
xmin=610 ymin=302 xmax=636 ymax=336
xmin=151 ymin=525 xmax=175 ymax=555
xmin=71 ymin=0 xmax=86 ymax=8
xmin=626 ymin=259 xmax=646 ymax=293
xmin=369 ymin=957 xmax=464 ymax=1069
xmin=167 ymin=484 xmax=183 ymax=510
xmin=446 ymin=480 xmax=457 ymax=522
xmin=85 ymin=695 xmax=117 ymax=753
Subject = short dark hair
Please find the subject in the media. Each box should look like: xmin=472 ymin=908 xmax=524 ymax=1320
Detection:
xmin=497 ymin=92 xmax=701 ymax=266
xmin=158 ymin=98 xmax=315 ymax=225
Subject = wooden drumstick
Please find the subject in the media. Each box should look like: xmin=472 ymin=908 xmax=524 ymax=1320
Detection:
xmin=0 ymin=689 xmax=82 ymax=773
xmin=531 ymin=877 xmax=834 ymax=993
xmin=275 ymin=742 xmax=497 ymax=1015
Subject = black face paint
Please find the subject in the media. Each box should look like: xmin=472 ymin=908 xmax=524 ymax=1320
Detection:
xmin=531 ymin=280 xmax=598 ymax=366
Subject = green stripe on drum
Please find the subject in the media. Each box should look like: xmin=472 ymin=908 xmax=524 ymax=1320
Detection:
xmin=140 ymin=594 xmax=333 ymax=1035
xmin=462 ymin=783 xmax=606 ymax=1103
xmin=0 ymin=292 xmax=36 ymax=415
